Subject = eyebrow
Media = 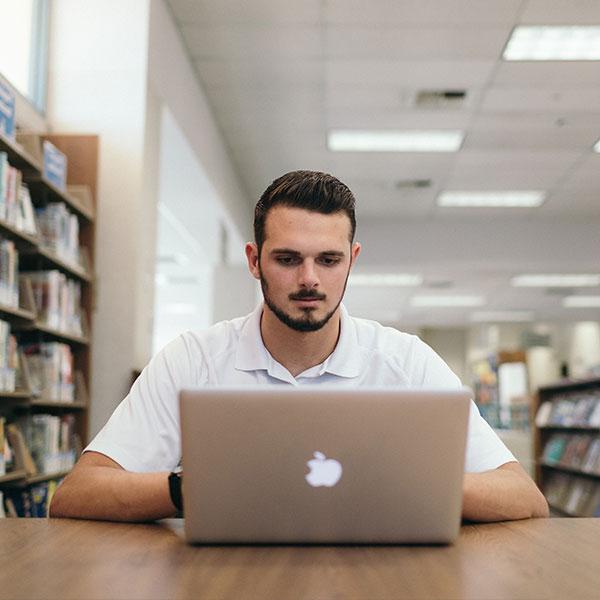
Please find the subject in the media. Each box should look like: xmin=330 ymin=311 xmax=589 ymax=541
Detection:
xmin=270 ymin=248 xmax=346 ymax=257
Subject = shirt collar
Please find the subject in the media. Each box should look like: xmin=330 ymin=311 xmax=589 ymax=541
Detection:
xmin=234 ymin=302 xmax=362 ymax=380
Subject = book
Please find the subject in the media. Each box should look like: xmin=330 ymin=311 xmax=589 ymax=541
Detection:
xmin=535 ymin=401 xmax=553 ymax=427
xmin=543 ymin=472 xmax=572 ymax=508
xmin=0 ymin=317 xmax=18 ymax=392
xmin=581 ymin=438 xmax=600 ymax=473
xmin=542 ymin=434 xmax=568 ymax=464
xmin=22 ymin=342 xmax=74 ymax=401
xmin=18 ymin=184 xmax=37 ymax=236
xmin=582 ymin=485 xmax=600 ymax=517
xmin=0 ymin=416 xmax=4 ymax=475
xmin=20 ymin=270 xmax=82 ymax=336
xmin=19 ymin=414 xmax=77 ymax=474
xmin=588 ymin=400 xmax=600 ymax=427
xmin=5 ymin=423 xmax=37 ymax=477
xmin=565 ymin=479 xmax=596 ymax=516
xmin=0 ymin=237 xmax=19 ymax=308
xmin=35 ymin=202 xmax=80 ymax=266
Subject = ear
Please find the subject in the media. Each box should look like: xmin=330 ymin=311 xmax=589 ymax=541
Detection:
xmin=350 ymin=242 xmax=361 ymax=267
xmin=245 ymin=242 xmax=261 ymax=280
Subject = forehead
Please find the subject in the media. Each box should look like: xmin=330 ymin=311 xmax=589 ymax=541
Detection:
xmin=263 ymin=205 xmax=352 ymax=249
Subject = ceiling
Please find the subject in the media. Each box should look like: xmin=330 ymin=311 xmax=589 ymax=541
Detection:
xmin=165 ymin=0 xmax=600 ymax=327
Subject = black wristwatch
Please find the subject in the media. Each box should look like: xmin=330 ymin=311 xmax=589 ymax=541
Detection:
xmin=168 ymin=466 xmax=183 ymax=512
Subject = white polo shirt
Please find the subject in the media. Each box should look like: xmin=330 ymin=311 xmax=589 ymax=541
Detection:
xmin=85 ymin=303 xmax=515 ymax=473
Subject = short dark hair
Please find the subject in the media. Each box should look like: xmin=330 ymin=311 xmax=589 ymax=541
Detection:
xmin=254 ymin=170 xmax=357 ymax=253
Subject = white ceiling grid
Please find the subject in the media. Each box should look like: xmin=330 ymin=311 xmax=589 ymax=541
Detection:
xmin=167 ymin=0 xmax=600 ymax=326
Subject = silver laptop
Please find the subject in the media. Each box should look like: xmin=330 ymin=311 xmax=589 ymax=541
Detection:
xmin=180 ymin=387 xmax=471 ymax=545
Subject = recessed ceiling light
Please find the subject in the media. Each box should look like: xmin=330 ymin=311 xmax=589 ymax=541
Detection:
xmin=503 ymin=26 xmax=600 ymax=61
xmin=563 ymin=296 xmax=600 ymax=308
xmin=327 ymin=130 xmax=464 ymax=152
xmin=471 ymin=311 xmax=534 ymax=322
xmin=437 ymin=191 xmax=545 ymax=208
xmin=410 ymin=296 xmax=485 ymax=308
xmin=512 ymin=274 xmax=600 ymax=287
xmin=594 ymin=139 xmax=600 ymax=153
xmin=349 ymin=273 xmax=423 ymax=287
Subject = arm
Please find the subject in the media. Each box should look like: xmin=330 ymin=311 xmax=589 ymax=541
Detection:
xmin=49 ymin=451 xmax=177 ymax=522
xmin=462 ymin=461 xmax=549 ymax=522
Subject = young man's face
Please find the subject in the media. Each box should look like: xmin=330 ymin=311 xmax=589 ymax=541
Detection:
xmin=246 ymin=205 xmax=361 ymax=332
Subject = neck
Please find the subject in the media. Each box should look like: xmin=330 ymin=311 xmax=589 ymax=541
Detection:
xmin=260 ymin=305 xmax=341 ymax=377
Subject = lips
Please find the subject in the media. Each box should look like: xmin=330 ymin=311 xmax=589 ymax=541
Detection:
xmin=294 ymin=298 xmax=321 ymax=304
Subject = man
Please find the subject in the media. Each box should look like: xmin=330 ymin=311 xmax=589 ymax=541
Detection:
xmin=50 ymin=170 xmax=549 ymax=523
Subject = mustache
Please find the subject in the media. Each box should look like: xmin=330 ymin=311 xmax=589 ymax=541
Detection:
xmin=289 ymin=289 xmax=326 ymax=301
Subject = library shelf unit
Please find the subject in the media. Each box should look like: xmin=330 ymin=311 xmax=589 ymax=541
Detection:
xmin=533 ymin=377 xmax=600 ymax=518
xmin=0 ymin=131 xmax=97 ymax=517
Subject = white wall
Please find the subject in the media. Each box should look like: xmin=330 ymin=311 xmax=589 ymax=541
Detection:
xmin=47 ymin=0 xmax=152 ymax=438
xmin=420 ymin=328 xmax=467 ymax=383
xmin=148 ymin=0 xmax=251 ymax=241
xmin=48 ymin=0 xmax=252 ymax=438
xmin=212 ymin=266 xmax=261 ymax=324
xmin=152 ymin=106 xmax=216 ymax=352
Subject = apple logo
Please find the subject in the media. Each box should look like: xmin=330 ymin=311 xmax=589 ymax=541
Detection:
xmin=305 ymin=451 xmax=343 ymax=487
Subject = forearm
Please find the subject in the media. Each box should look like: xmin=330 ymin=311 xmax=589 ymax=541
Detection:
xmin=49 ymin=467 xmax=177 ymax=522
xmin=462 ymin=464 xmax=549 ymax=522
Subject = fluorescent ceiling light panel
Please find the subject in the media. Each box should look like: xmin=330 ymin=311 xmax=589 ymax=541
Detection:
xmin=512 ymin=274 xmax=600 ymax=287
xmin=503 ymin=26 xmax=600 ymax=61
xmin=563 ymin=296 xmax=600 ymax=308
xmin=471 ymin=311 xmax=534 ymax=323
xmin=410 ymin=296 xmax=485 ymax=308
xmin=327 ymin=130 xmax=464 ymax=152
xmin=594 ymin=139 xmax=600 ymax=153
xmin=349 ymin=273 xmax=423 ymax=287
xmin=437 ymin=191 xmax=545 ymax=208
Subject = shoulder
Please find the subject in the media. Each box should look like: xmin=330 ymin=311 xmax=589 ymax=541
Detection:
xmin=351 ymin=314 xmax=417 ymax=355
xmin=350 ymin=315 xmax=461 ymax=388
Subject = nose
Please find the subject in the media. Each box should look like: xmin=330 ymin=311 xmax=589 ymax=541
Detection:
xmin=297 ymin=259 xmax=319 ymax=289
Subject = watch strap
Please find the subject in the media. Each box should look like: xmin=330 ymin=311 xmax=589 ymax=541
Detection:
xmin=168 ymin=470 xmax=183 ymax=512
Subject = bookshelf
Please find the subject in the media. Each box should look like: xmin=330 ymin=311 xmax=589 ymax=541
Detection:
xmin=0 ymin=131 xmax=97 ymax=518
xmin=471 ymin=350 xmax=531 ymax=430
xmin=533 ymin=377 xmax=600 ymax=517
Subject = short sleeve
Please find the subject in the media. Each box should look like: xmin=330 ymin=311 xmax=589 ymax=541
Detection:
xmin=84 ymin=334 xmax=197 ymax=472
xmin=412 ymin=337 xmax=516 ymax=473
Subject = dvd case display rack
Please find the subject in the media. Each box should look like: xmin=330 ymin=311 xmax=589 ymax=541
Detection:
xmin=533 ymin=377 xmax=600 ymax=518
xmin=0 ymin=131 xmax=97 ymax=518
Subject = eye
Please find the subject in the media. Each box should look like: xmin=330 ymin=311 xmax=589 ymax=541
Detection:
xmin=318 ymin=256 xmax=341 ymax=266
xmin=276 ymin=256 xmax=300 ymax=266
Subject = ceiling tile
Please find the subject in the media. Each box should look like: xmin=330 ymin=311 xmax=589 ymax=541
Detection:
xmin=519 ymin=1 xmax=600 ymax=25
xmin=325 ymin=59 xmax=496 ymax=87
xmin=324 ymin=0 xmax=522 ymax=26
xmin=325 ymin=26 xmax=511 ymax=60
xmin=181 ymin=25 xmax=322 ymax=59
xmin=168 ymin=0 xmax=322 ymax=25
xmin=492 ymin=62 xmax=600 ymax=88
xmin=194 ymin=58 xmax=322 ymax=88
xmin=481 ymin=88 xmax=600 ymax=113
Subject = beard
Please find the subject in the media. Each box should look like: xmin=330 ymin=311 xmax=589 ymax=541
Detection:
xmin=259 ymin=266 xmax=350 ymax=333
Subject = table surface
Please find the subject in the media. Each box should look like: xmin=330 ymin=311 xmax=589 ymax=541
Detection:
xmin=1 ymin=518 xmax=599 ymax=600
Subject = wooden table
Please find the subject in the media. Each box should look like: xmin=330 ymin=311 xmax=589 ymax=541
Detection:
xmin=1 ymin=518 xmax=599 ymax=599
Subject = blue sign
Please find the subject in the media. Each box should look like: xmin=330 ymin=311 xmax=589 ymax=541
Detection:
xmin=43 ymin=140 xmax=68 ymax=191
xmin=0 ymin=80 xmax=15 ymax=140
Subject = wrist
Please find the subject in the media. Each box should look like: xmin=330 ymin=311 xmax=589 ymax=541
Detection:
xmin=168 ymin=467 xmax=183 ymax=512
